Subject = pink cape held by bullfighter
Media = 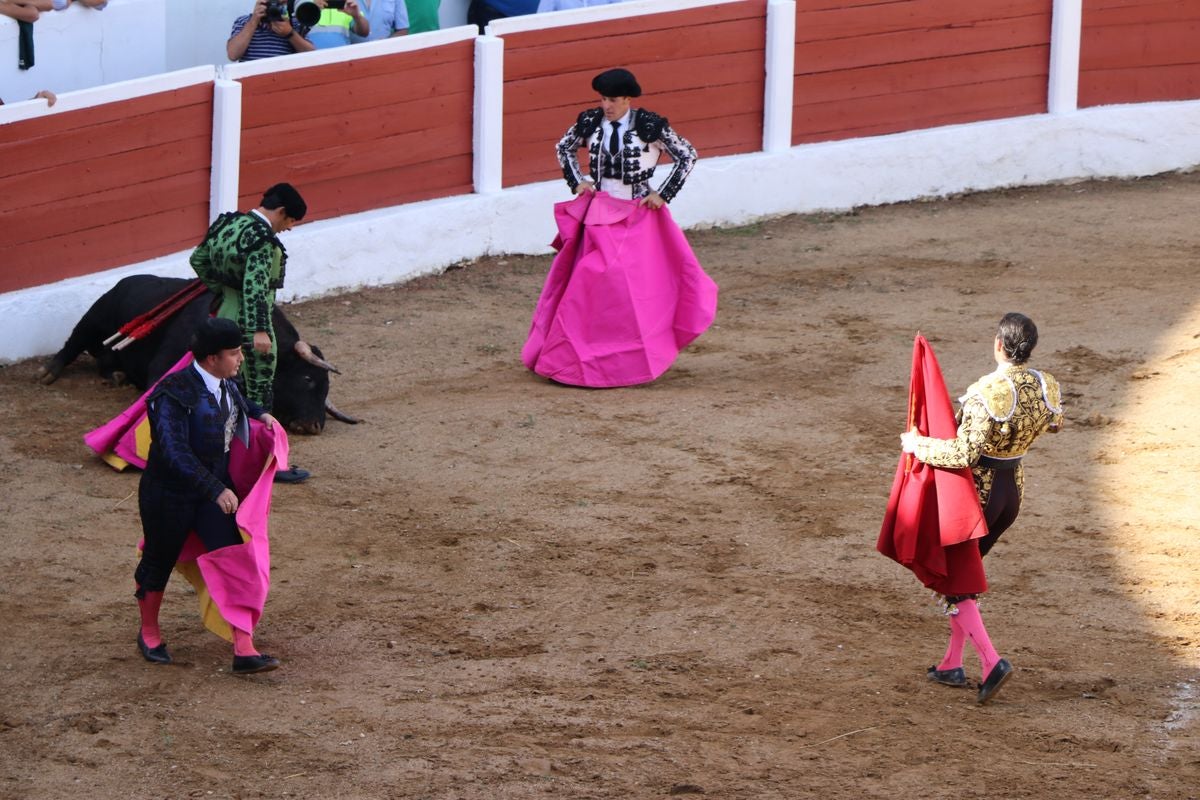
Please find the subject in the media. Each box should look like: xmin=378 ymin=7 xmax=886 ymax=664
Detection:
xmin=521 ymin=191 xmax=719 ymax=388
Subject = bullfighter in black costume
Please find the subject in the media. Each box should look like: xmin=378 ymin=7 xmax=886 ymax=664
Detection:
xmin=524 ymin=67 xmax=716 ymax=387
xmin=555 ymin=68 xmax=697 ymax=208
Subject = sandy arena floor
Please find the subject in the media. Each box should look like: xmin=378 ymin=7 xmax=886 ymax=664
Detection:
xmin=1 ymin=172 xmax=1198 ymax=799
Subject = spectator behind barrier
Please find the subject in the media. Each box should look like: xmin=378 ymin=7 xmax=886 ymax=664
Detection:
xmin=0 ymin=0 xmax=106 ymax=20
xmin=0 ymin=1 xmax=40 ymax=23
xmin=537 ymin=0 xmax=627 ymax=11
xmin=297 ymin=0 xmax=370 ymax=49
xmin=349 ymin=0 xmax=409 ymax=42
xmin=467 ymin=0 xmax=537 ymax=34
xmin=227 ymin=0 xmax=316 ymax=62
xmin=0 ymin=88 xmax=56 ymax=105
xmin=402 ymin=0 xmax=437 ymax=34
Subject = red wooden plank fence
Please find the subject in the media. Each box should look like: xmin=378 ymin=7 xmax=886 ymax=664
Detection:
xmin=0 ymin=84 xmax=213 ymax=294
xmin=1079 ymin=0 xmax=1200 ymax=107
xmin=793 ymin=0 xmax=1051 ymax=144
xmin=3 ymin=0 xmax=1198 ymax=297
xmin=236 ymin=40 xmax=476 ymax=221
xmin=499 ymin=0 xmax=767 ymax=188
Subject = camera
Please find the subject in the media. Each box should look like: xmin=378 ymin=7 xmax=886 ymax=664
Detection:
xmin=295 ymin=0 xmax=345 ymax=26
xmin=265 ymin=0 xmax=288 ymax=21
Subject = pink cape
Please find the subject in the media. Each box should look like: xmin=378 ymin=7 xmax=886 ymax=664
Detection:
xmin=521 ymin=191 xmax=719 ymax=388
xmin=877 ymin=335 xmax=988 ymax=595
xmin=85 ymin=357 xmax=289 ymax=640
xmin=83 ymin=354 xmax=193 ymax=470
xmin=174 ymin=420 xmax=286 ymax=640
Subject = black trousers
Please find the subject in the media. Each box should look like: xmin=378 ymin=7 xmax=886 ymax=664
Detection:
xmin=134 ymin=463 xmax=242 ymax=594
xmin=944 ymin=470 xmax=1021 ymax=604
xmin=977 ymin=469 xmax=1021 ymax=558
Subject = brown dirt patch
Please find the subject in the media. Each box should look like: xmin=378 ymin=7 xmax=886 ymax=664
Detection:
xmin=2 ymin=172 xmax=1198 ymax=799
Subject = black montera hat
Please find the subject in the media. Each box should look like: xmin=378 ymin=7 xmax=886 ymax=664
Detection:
xmin=192 ymin=317 xmax=244 ymax=360
xmin=592 ymin=68 xmax=641 ymax=98
xmin=261 ymin=182 xmax=307 ymax=220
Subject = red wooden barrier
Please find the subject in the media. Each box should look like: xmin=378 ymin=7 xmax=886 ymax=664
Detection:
xmin=6 ymin=1 xmax=1195 ymax=297
xmin=500 ymin=0 xmax=767 ymax=189
xmin=1079 ymin=0 xmax=1200 ymax=107
xmin=236 ymin=40 xmax=476 ymax=221
xmin=793 ymin=0 xmax=1051 ymax=144
xmin=0 ymin=85 xmax=213 ymax=294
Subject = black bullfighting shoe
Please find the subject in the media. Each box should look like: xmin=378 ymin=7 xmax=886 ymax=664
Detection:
xmin=137 ymin=632 xmax=172 ymax=665
xmin=274 ymin=465 xmax=311 ymax=484
xmin=232 ymin=654 xmax=281 ymax=675
xmin=977 ymin=658 xmax=1013 ymax=705
xmin=926 ymin=665 xmax=968 ymax=687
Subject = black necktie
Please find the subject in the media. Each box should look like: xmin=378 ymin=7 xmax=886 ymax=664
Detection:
xmin=219 ymin=380 xmax=230 ymax=419
xmin=608 ymin=121 xmax=621 ymax=156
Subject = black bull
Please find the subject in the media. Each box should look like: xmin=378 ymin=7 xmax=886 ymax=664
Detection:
xmin=39 ymin=275 xmax=358 ymax=435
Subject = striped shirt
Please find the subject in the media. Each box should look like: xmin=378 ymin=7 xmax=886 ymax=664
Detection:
xmin=229 ymin=15 xmax=312 ymax=62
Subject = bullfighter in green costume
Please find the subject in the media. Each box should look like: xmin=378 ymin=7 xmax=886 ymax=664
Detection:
xmin=189 ymin=183 xmax=306 ymax=410
xmin=189 ymin=183 xmax=309 ymax=483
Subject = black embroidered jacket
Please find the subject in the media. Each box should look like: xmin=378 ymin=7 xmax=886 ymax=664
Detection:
xmin=555 ymin=107 xmax=698 ymax=203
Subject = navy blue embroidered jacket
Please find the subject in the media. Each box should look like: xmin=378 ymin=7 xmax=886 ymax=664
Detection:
xmin=143 ymin=366 xmax=265 ymax=502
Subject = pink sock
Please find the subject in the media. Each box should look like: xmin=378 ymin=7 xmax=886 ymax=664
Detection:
xmin=137 ymin=590 xmax=164 ymax=648
xmin=232 ymin=627 xmax=260 ymax=657
xmin=937 ymin=613 xmax=967 ymax=671
xmin=954 ymin=599 xmax=1000 ymax=677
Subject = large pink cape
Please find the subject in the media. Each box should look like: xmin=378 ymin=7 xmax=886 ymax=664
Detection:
xmin=175 ymin=420 xmax=286 ymax=641
xmin=83 ymin=354 xmax=193 ymax=470
xmin=85 ymin=357 xmax=288 ymax=641
xmin=521 ymin=191 xmax=718 ymax=388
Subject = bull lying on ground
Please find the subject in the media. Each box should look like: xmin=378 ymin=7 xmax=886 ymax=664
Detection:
xmin=39 ymin=275 xmax=358 ymax=435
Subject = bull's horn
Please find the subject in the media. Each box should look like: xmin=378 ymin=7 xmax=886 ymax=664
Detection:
xmin=294 ymin=340 xmax=340 ymax=374
xmin=325 ymin=399 xmax=360 ymax=424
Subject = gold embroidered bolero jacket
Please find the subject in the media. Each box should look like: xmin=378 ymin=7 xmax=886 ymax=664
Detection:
xmin=911 ymin=364 xmax=1064 ymax=504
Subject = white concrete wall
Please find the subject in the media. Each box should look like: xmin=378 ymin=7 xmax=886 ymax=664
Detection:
xmin=0 ymin=0 xmax=165 ymax=102
xmin=4 ymin=98 xmax=1199 ymax=363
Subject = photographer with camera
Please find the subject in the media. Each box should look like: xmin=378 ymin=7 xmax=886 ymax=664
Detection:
xmin=227 ymin=0 xmax=316 ymax=62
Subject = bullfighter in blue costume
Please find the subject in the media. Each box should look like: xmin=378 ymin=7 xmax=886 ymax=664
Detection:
xmin=134 ymin=317 xmax=283 ymax=675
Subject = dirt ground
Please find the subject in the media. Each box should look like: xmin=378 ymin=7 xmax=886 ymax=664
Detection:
xmin=1 ymin=171 xmax=1199 ymax=800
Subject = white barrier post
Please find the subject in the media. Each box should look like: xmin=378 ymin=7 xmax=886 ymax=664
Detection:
xmin=1048 ymin=0 xmax=1082 ymax=114
xmin=210 ymin=77 xmax=243 ymax=220
xmin=474 ymin=35 xmax=505 ymax=194
xmin=763 ymin=0 xmax=796 ymax=153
